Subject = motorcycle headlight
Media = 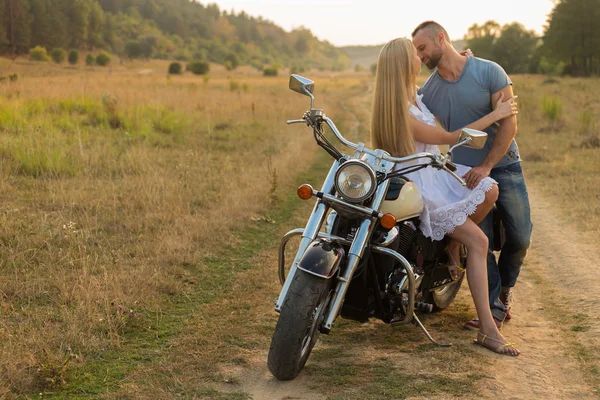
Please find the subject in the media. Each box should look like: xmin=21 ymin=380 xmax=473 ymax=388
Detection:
xmin=334 ymin=160 xmax=377 ymax=203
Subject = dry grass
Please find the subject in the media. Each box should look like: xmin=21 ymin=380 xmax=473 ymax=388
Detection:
xmin=0 ymin=59 xmax=369 ymax=397
xmin=510 ymin=75 xmax=600 ymax=239
xmin=2 ymin=57 xmax=599 ymax=398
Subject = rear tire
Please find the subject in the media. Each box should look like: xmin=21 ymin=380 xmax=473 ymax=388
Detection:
xmin=267 ymin=271 xmax=331 ymax=380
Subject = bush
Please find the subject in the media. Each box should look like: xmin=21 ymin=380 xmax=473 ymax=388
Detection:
xmin=188 ymin=61 xmax=210 ymax=75
xmin=96 ymin=52 xmax=111 ymax=67
xmin=30 ymin=46 xmax=50 ymax=62
xmin=168 ymin=62 xmax=182 ymax=75
xmin=68 ymin=50 xmax=79 ymax=65
xmin=263 ymin=66 xmax=278 ymax=77
xmin=125 ymin=41 xmax=144 ymax=59
xmin=51 ymin=48 xmax=66 ymax=64
xmin=541 ymin=96 xmax=562 ymax=122
xmin=224 ymin=53 xmax=239 ymax=70
xmin=85 ymin=54 xmax=95 ymax=66
xmin=224 ymin=60 xmax=234 ymax=71
xmin=229 ymin=80 xmax=240 ymax=91
xmin=370 ymin=62 xmax=377 ymax=76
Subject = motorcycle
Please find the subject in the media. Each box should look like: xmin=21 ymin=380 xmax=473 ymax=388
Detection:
xmin=267 ymin=75 xmax=489 ymax=380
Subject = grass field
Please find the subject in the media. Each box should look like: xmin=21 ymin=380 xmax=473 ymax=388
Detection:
xmin=0 ymin=58 xmax=598 ymax=398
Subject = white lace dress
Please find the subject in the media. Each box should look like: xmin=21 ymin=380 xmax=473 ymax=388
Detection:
xmin=398 ymin=94 xmax=497 ymax=241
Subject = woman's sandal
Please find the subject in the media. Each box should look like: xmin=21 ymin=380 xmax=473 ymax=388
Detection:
xmin=445 ymin=244 xmax=464 ymax=281
xmin=473 ymin=331 xmax=520 ymax=356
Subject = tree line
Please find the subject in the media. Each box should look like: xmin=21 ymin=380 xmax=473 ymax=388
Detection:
xmin=0 ymin=0 xmax=349 ymax=71
xmin=464 ymin=0 xmax=600 ymax=76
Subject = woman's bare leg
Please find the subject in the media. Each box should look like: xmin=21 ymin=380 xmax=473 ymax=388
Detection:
xmin=448 ymin=184 xmax=499 ymax=279
xmin=448 ymin=218 xmax=519 ymax=355
xmin=469 ymin=184 xmax=499 ymax=225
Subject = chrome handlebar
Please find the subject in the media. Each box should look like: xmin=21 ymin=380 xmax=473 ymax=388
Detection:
xmin=321 ymin=115 xmax=467 ymax=186
xmin=287 ymin=110 xmax=467 ymax=186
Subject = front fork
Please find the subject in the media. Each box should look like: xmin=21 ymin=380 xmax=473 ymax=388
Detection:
xmin=275 ymin=166 xmax=391 ymax=333
xmin=274 ymin=160 xmax=339 ymax=312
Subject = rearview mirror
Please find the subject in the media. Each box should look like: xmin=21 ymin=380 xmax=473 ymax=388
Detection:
xmin=458 ymin=128 xmax=487 ymax=149
xmin=289 ymin=74 xmax=314 ymax=96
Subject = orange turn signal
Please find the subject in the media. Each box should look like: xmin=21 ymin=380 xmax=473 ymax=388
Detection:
xmin=297 ymin=184 xmax=314 ymax=200
xmin=380 ymin=213 xmax=396 ymax=230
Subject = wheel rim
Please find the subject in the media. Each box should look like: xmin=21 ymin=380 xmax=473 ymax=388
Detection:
xmin=299 ymin=291 xmax=331 ymax=362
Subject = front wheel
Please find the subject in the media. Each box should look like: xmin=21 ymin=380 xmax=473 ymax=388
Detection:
xmin=267 ymin=271 xmax=331 ymax=380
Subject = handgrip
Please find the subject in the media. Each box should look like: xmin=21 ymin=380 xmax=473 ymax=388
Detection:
xmin=446 ymin=161 xmax=457 ymax=172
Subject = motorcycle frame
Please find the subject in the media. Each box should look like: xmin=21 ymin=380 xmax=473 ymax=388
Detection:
xmin=274 ymin=159 xmax=416 ymax=332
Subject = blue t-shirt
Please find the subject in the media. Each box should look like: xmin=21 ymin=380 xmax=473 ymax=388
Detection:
xmin=418 ymin=56 xmax=520 ymax=168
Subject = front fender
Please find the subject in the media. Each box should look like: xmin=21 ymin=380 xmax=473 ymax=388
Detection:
xmin=297 ymin=239 xmax=345 ymax=279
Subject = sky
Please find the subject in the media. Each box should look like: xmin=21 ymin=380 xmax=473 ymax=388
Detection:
xmin=209 ymin=0 xmax=556 ymax=46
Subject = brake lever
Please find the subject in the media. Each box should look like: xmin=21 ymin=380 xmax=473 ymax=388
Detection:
xmin=443 ymin=166 xmax=467 ymax=186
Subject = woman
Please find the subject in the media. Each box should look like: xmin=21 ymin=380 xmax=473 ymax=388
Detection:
xmin=371 ymin=38 xmax=519 ymax=356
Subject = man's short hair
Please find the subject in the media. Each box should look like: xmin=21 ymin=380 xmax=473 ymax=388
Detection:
xmin=411 ymin=21 xmax=451 ymax=42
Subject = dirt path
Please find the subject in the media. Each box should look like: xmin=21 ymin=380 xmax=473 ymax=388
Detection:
xmin=478 ymin=183 xmax=599 ymax=399
xmin=227 ymin=91 xmax=600 ymax=399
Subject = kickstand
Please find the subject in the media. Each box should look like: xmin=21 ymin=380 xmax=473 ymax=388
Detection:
xmin=412 ymin=312 xmax=451 ymax=347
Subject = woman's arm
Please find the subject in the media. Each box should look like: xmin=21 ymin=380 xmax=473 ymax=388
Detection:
xmin=410 ymin=93 xmax=517 ymax=145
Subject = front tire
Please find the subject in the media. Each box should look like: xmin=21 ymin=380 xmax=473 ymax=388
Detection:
xmin=267 ymin=271 xmax=331 ymax=380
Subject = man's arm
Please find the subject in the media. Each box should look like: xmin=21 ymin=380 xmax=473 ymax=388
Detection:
xmin=463 ymin=84 xmax=518 ymax=189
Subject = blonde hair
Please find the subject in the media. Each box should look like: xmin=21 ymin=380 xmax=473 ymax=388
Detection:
xmin=371 ymin=38 xmax=417 ymax=157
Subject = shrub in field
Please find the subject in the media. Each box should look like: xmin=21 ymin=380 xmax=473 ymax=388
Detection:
xmin=370 ymin=62 xmax=377 ymax=76
xmin=229 ymin=80 xmax=240 ymax=92
xmin=578 ymin=109 xmax=595 ymax=134
xmin=96 ymin=52 xmax=111 ymax=67
xmin=68 ymin=50 xmax=79 ymax=65
xmin=224 ymin=60 xmax=234 ymax=71
xmin=580 ymin=135 xmax=600 ymax=149
xmin=224 ymin=53 xmax=239 ymax=70
xmin=85 ymin=54 xmax=95 ymax=66
xmin=541 ymin=96 xmax=562 ymax=122
xmin=188 ymin=61 xmax=210 ymax=75
xmin=30 ymin=46 xmax=50 ymax=62
xmin=51 ymin=48 xmax=66 ymax=64
xmin=168 ymin=62 xmax=182 ymax=75
xmin=263 ymin=66 xmax=278 ymax=77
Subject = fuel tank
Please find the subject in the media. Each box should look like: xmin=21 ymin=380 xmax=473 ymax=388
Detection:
xmin=380 ymin=179 xmax=424 ymax=222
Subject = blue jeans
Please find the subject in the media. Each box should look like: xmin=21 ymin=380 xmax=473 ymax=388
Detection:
xmin=479 ymin=162 xmax=533 ymax=321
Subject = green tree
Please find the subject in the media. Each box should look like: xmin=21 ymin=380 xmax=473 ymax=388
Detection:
xmin=67 ymin=0 xmax=91 ymax=48
xmin=224 ymin=52 xmax=239 ymax=69
xmin=29 ymin=45 xmax=49 ymax=61
xmin=187 ymin=60 xmax=209 ymax=75
xmin=543 ymin=0 xmax=600 ymax=76
xmin=68 ymin=49 xmax=79 ymax=65
xmin=30 ymin=0 xmax=68 ymax=49
xmin=492 ymin=23 xmax=539 ymax=74
xmin=464 ymin=20 xmax=501 ymax=61
xmin=87 ymin=1 xmax=105 ymax=48
xmin=51 ymin=48 xmax=66 ymax=63
xmin=5 ymin=0 xmax=32 ymax=53
xmin=95 ymin=51 xmax=110 ymax=66
xmin=168 ymin=62 xmax=182 ymax=74
xmin=85 ymin=53 xmax=95 ymax=66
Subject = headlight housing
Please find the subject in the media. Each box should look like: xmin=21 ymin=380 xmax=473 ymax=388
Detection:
xmin=334 ymin=160 xmax=377 ymax=203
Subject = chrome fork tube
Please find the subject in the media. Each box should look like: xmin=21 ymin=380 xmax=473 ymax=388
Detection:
xmin=275 ymin=160 xmax=339 ymax=312
xmin=322 ymin=178 xmax=391 ymax=331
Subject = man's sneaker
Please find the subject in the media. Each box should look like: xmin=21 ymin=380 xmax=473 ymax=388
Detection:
xmin=464 ymin=317 xmax=503 ymax=331
xmin=500 ymin=291 xmax=513 ymax=321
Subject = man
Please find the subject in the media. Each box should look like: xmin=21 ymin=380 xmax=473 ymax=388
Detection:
xmin=411 ymin=21 xmax=532 ymax=328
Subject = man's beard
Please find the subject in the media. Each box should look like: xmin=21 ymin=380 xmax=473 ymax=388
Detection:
xmin=425 ymin=46 xmax=443 ymax=69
